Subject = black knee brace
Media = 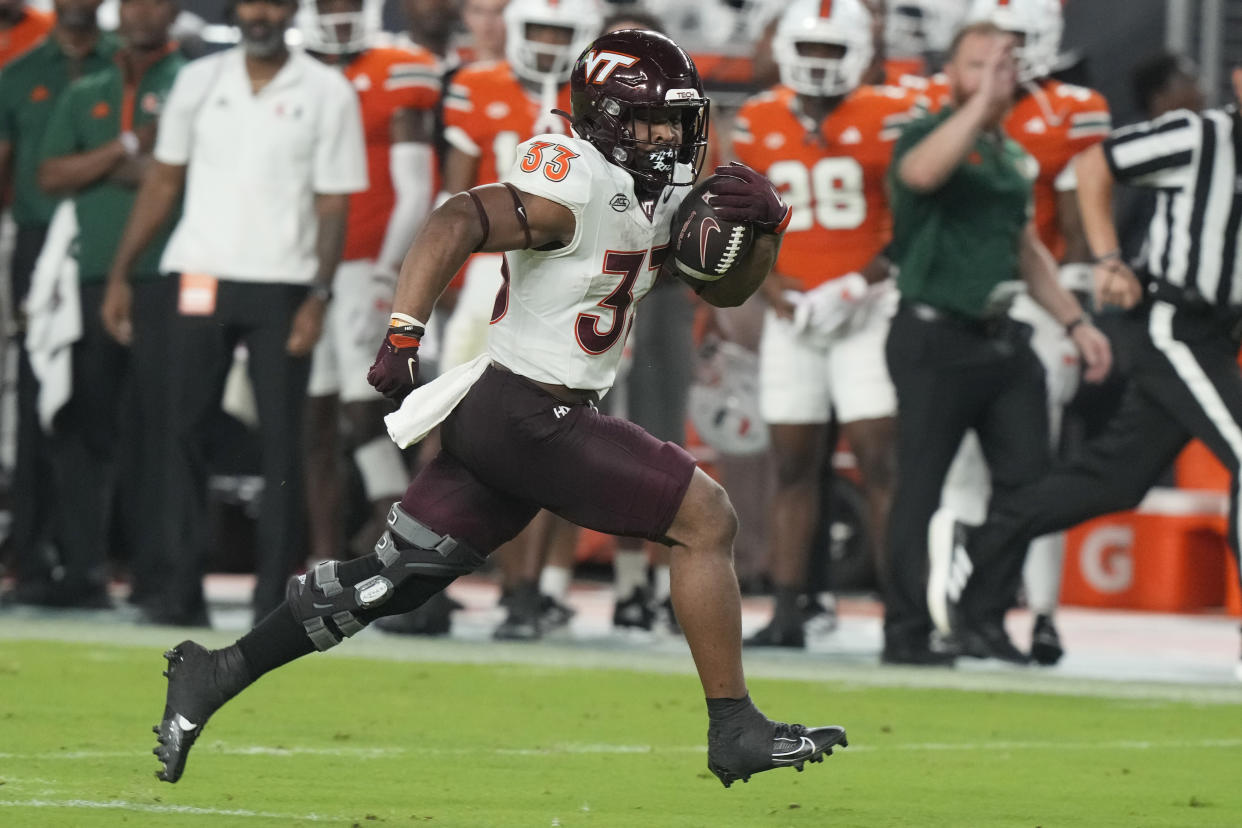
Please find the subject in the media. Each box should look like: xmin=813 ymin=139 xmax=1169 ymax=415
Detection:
xmin=287 ymin=504 xmax=487 ymax=651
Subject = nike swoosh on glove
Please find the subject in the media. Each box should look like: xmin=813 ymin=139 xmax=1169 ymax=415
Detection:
xmin=367 ymin=322 xmax=424 ymax=402
xmin=707 ymin=161 xmax=792 ymax=234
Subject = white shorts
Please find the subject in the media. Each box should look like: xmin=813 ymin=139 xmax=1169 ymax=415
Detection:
xmin=308 ymin=259 xmax=395 ymax=402
xmin=758 ymin=282 xmax=897 ymax=424
xmin=440 ymin=253 xmax=504 ymax=372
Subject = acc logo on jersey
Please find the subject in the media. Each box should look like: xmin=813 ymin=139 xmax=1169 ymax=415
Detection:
xmin=584 ymin=50 xmax=639 ymax=85
xmin=610 ymin=193 xmax=630 ymax=211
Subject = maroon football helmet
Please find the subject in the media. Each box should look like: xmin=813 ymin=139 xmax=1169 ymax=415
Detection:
xmin=564 ymin=29 xmax=709 ymax=188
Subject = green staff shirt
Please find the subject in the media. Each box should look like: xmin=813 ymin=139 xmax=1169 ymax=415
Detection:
xmin=0 ymin=32 xmax=120 ymax=226
xmin=888 ymin=107 xmax=1035 ymax=319
xmin=40 ymin=49 xmax=186 ymax=281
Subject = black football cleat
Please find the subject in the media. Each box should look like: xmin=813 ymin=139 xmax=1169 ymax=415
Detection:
xmin=707 ymin=719 xmax=847 ymax=788
xmin=153 ymin=641 xmax=248 ymax=783
xmin=1029 ymin=613 xmax=1064 ymax=666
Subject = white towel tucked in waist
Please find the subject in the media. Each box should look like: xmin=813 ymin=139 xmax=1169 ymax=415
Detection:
xmin=384 ymin=353 xmax=490 ymax=448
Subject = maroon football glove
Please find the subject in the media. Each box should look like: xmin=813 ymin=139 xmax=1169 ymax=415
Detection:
xmin=366 ymin=322 xmax=425 ymax=402
xmin=708 ymin=162 xmax=792 ymax=234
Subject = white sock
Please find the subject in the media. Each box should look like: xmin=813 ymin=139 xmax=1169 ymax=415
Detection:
xmin=652 ymin=564 xmax=671 ymax=603
xmin=613 ymin=549 xmax=648 ymax=599
xmin=539 ymin=565 xmax=572 ymax=602
xmin=353 ymin=436 xmax=408 ymax=501
xmin=1023 ymin=533 xmax=1065 ymax=617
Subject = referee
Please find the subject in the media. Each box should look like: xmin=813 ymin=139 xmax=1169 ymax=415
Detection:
xmin=929 ymin=65 xmax=1242 ymax=677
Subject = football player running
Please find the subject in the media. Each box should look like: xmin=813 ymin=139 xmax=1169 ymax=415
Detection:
xmin=426 ymin=0 xmax=601 ymax=640
xmin=934 ymin=0 xmax=1112 ymax=665
xmin=152 ymin=29 xmax=847 ymax=789
xmin=300 ymin=0 xmax=440 ymax=565
xmin=732 ymin=0 xmax=921 ymax=649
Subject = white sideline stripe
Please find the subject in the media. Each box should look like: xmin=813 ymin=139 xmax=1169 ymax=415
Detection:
xmin=3 ymin=737 xmax=1241 ymax=763
xmin=0 ymin=799 xmax=343 ymax=821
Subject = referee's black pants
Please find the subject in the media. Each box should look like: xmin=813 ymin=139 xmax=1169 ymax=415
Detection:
xmin=159 ymin=279 xmax=312 ymax=623
xmin=966 ymin=299 xmax=1242 ymax=619
xmin=884 ymin=303 xmax=1052 ymax=645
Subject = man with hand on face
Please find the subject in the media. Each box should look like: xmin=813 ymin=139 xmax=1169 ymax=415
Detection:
xmin=883 ymin=22 xmax=1109 ymax=665
xmin=102 ymin=0 xmax=367 ymax=625
xmin=0 ymin=0 xmax=118 ymax=607
xmin=35 ymin=0 xmax=184 ymax=614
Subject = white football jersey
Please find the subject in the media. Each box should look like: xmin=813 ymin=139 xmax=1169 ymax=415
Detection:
xmin=490 ymin=134 xmax=690 ymax=394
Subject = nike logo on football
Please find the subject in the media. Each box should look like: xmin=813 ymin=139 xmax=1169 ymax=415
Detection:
xmin=699 ymin=217 xmax=721 ymax=267
xmin=407 ymin=357 xmax=417 ymax=384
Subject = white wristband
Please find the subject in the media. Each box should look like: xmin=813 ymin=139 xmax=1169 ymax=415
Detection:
xmin=390 ymin=312 xmax=424 ymax=328
xmin=118 ymin=131 xmax=140 ymax=157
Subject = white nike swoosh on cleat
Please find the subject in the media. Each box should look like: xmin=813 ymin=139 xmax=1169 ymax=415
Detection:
xmin=773 ymin=736 xmax=815 ymax=761
xmin=175 ymin=714 xmax=198 ymax=731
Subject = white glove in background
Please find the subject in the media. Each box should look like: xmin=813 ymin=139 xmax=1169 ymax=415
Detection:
xmin=789 ymin=272 xmax=869 ymax=344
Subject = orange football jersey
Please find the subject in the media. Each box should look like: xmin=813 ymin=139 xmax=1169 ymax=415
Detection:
xmin=1004 ymin=79 xmax=1111 ymax=259
xmin=732 ymin=84 xmax=921 ymax=291
xmin=0 ymin=8 xmax=52 ymax=69
xmin=442 ymin=60 xmax=573 ymax=188
xmin=341 ymin=46 xmax=440 ymax=262
xmin=902 ymin=74 xmax=1111 ymax=259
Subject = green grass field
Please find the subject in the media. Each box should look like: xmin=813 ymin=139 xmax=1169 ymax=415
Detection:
xmin=2 ymin=636 xmax=1241 ymax=827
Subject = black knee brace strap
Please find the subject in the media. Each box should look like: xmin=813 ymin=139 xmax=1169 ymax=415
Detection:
xmin=287 ymin=504 xmax=486 ymax=651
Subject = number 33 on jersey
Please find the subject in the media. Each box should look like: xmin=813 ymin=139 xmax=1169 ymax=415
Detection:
xmin=733 ymin=84 xmax=921 ymax=292
xmin=488 ymin=134 xmax=689 ymax=394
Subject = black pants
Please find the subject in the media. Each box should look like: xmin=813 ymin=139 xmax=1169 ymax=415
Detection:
xmin=119 ymin=279 xmax=175 ymax=605
xmin=967 ymin=299 xmax=1242 ymax=615
xmin=884 ymin=303 xmax=1051 ymax=643
xmin=9 ymin=223 xmax=52 ymax=582
xmin=46 ymin=283 xmax=130 ymax=595
xmin=160 ymin=279 xmax=312 ymax=621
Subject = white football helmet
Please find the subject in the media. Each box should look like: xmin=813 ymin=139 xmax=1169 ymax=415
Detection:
xmin=503 ymin=0 xmax=604 ymax=85
xmin=886 ymin=0 xmax=968 ymax=59
xmin=967 ymin=0 xmax=1063 ymax=82
xmin=688 ymin=341 xmax=769 ymax=457
xmin=298 ymin=0 xmax=380 ymax=54
xmin=773 ymin=0 xmax=874 ymax=98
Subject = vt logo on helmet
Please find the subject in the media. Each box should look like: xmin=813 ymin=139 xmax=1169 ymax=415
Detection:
xmin=563 ymin=29 xmax=709 ymax=189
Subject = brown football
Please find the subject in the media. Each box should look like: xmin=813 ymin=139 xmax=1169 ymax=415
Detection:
xmin=670 ymin=175 xmax=755 ymax=283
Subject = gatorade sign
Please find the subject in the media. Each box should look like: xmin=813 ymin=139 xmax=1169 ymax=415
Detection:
xmin=1078 ymin=524 xmax=1134 ymax=594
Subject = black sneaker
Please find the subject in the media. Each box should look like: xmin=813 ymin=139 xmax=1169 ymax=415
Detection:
xmin=374 ymin=591 xmax=456 ymax=636
xmin=744 ymin=619 xmax=805 ymax=648
xmin=1029 ymin=613 xmax=1064 ymax=666
xmin=953 ymin=620 xmax=1029 ymax=665
xmin=880 ymin=636 xmax=957 ymax=667
xmin=153 ymin=641 xmax=249 ymax=783
xmin=539 ymin=594 xmax=575 ymax=636
xmin=653 ymin=596 xmax=681 ymax=636
xmin=927 ymin=507 xmax=973 ymax=637
xmin=707 ymin=718 xmax=847 ymax=788
xmin=612 ymin=587 xmax=654 ymax=631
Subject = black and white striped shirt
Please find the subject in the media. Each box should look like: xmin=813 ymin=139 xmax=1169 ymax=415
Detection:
xmin=1103 ymin=105 xmax=1242 ymax=307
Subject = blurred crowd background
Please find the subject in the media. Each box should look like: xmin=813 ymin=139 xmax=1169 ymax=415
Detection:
xmin=0 ymin=0 xmax=1238 ymax=660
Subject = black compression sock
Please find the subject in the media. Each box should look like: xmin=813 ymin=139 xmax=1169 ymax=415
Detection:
xmin=772 ymin=586 xmax=802 ymax=629
xmin=233 ymin=603 xmax=316 ymax=680
xmin=706 ymin=694 xmax=762 ymax=725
